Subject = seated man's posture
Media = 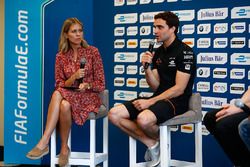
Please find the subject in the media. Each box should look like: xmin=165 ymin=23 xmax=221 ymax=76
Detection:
xmin=204 ymin=88 xmax=250 ymax=167
xmin=108 ymin=11 xmax=196 ymax=167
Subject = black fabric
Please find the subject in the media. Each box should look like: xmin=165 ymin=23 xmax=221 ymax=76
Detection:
xmin=203 ymin=109 xmax=250 ymax=167
xmin=0 ymin=146 xmax=3 ymax=161
xmin=152 ymin=37 xmax=196 ymax=97
xmin=124 ymin=95 xmax=189 ymax=124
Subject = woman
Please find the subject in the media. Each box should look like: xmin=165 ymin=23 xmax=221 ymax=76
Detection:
xmin=26 ymin=18 xmax=105 ymax=167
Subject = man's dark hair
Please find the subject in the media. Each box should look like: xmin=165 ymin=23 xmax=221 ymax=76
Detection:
xmin=154 ymin=11 xmax=179 ymax=35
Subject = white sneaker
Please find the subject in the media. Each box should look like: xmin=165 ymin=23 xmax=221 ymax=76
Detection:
xmin=146 ymin=142 xmax=160 ymax=167
xmin=144 ymin=148 xmax=151 ymax=161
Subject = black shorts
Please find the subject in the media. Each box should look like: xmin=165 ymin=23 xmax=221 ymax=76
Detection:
xmin=123 ymin=95 xmax=189 ymax=124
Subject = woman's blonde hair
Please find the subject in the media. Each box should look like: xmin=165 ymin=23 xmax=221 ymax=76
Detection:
xmin=58 ymin=17 xmax=88 ymax=53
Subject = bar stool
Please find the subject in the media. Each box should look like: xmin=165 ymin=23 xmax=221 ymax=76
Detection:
xmin=129 ymin=93 xmax=203 ymax=167
xmin=50 ymin=90 xmax=109 ymax=167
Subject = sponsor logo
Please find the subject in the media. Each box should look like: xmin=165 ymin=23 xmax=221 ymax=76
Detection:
xmin=114 ymin=65 xmax=125 ymax=74
xmin=230 ymin=83 xmax=245 ymax=94
xmin=139 ymin=0 xmax=150 ymax=4
xmin=230 ymin=68 xmax=245 ymax=79
xmin=197 ymin=82 xmax=210 ymax=92
xmin=114 ymin=90 xmax=137 ymax=101
xmin=114 ymin=27 xmax=125 ymax=36
xmin=182 ymin=38 xmax=194 ymax=48
xmin=139 ymin=92 xmax=153 ymax=97
xmin=153 ymin=0 xmax=164 ymax=3
xmin=126 ymin=78 xmax=138 ymax=87
xmin=139 ymin=66 xmax=145 ymax=75
xmin=182 ymin=24 xmax=195 ymax=34
xmin=140 ymin=26 xmax=151 ymax=35
xmin=213 ymin=68 xmax=227 ymax=78
xmin=140 ymin=11 xmax=162 ymax=23
xmin=248 ymin=70 xmax=250 ymax=80
xmin=127 ymin=26 xmax=138 ymax=36
xmin=140 ymin=39 xmax=153 ymax=48
xmin=231 ymin=22 xmax=246 ymax=33
xmin=181 ymin=124 xmax=194 ymax=133
xmin=173 ymin=10 xmax=195 ymax=21
xmin=214 ymin=23 xmax=228 ymax=34
xmin=231 ymin=53 xmax=250 ymax=65
xmin=197 ymin=53 xmax=227 ymax=64
xmin=114 ymin=0 xmax=125 ymax=6
xmin=197 ymin=24 xmax=211 ymax=34
xmin=114 ymin=52 xmax=138 ymax=62
xmin=127 ymin=0 xmax=138 ymax=5
xmin=197 ymin=67 xmax=210 ymax=78
xmin=201 ymin=96 xmax=227 ymax=109
xmin=167 ymin=0 xmax=178 ymax=2
xmin=198 ymin=8 xmax=228 ymax=20
xmin=231 ymin=6 xmax=250 ymax=19
xmin=139 ymin=78 xmax=149 ymax=88
xmin=114 ymin=77 xmax=125 ymax=87
xmin=127 ymin=39 xmax=138 ymax=48
xmin=197 ymin=38 xmax=211 ymax=48
xmin=213 ymin=38 xmax=228 ymax=48
xmin=127 ymin=65 xmax=138 ymax=75
xmin=114 ymin=13 xmax=138 ymax=24
xmin=231 ymin=37 xmax=245 ymax=48
xmin=213 ymin=82 xmax=227 ymax=93
xmin=114 ymin=39 xmax=125 ymax=48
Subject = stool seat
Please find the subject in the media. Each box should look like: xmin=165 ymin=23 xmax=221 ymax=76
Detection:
xmin=50 ymin=90 xmax=109 ymax=167
xmin=129 ymin=93 xmax=203 ymax=167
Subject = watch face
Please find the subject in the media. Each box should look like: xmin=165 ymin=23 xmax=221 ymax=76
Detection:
xmin=234 ymin=99 xmax=244 ymax=108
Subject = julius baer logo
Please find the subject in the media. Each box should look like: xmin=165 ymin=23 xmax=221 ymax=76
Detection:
xmin=197 ymin=53 xmax=227 ymax=64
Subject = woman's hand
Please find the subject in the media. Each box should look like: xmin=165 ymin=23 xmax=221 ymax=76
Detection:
xmin=74 ymin=69 xmax=85 ymax=79
xmin=78 ymin=83 xmax=91 ymax=91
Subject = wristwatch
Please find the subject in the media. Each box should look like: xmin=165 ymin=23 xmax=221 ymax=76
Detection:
xmin=234 ymin=99 xmax=250 ymax=115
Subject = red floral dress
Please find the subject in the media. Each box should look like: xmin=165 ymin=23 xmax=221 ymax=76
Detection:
xmin=55 ymin=46 xmax=105 ymax=125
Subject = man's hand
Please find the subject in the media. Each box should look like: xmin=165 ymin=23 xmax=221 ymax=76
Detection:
xmin=132 ymin=99 xmax=154 ymax=111
xmin=141 ymin=51 xmax=153 ymax=67
xmin=216 ymin=104 xmax=242 ymax=122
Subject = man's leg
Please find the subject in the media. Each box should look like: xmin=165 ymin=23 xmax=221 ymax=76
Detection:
xmin=238 ymin=118 xmax=250 ymax=151
xmin=204 ymin=109 xmax=250 ymax=166
xmin=108 ymin=104 xmax=157 ymax=147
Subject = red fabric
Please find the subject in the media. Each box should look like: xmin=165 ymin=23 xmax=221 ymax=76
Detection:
xmin=55 ymin=46 xmax=105 ymax=125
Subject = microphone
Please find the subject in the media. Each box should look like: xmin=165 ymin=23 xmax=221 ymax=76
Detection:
xmin=79 ymin=57 xmax=86 ymax=83
xmin=234 ymin=99 xmax=250 ymax=114
xmin=143 ymin=40 xmax=155 ymax=70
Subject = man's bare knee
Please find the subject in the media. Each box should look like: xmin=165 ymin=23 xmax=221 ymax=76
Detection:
xmin=137 ymin=110 xmax=155 ymax=130
xmin=108 ymin=105 xmax=128 ymax=125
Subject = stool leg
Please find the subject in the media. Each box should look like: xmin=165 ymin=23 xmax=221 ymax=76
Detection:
xmin=103 ymin=116 xmax=108 ymax=167
xmin=195 ymin=122 xmax=203 ymax=167
xmin=90 ymin=119 xmax=96 ymax=167
xmin=129 ymin=136 xmax=137 ymax=167
xmin=160 ymin=125 xmax=170 ymax=167
xmin=50 ymin=129 xmax=56 ymax=167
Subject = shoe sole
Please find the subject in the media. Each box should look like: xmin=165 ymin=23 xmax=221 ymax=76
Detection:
xmin=26 ymin=149 xmax=49 ymax=160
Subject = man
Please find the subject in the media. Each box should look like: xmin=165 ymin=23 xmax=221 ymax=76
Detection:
xmin=204 ymin=88 xmax=250 ymax=167
xmin=108 ymin=11 xmax=196 ymax=167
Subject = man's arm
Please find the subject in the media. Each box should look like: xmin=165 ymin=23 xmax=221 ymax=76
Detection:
xmin=149 ymin=70 xmax=191 ymax=105
xmin=216 ymin=88 xmax=250 ymax=121
xmin=145 ymin=68 xmax=160 ymax=91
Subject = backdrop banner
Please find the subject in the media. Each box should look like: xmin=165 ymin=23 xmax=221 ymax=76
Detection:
xmin=4 ymin=0 xmax=52 ymax=164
